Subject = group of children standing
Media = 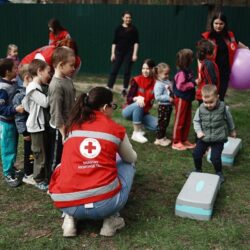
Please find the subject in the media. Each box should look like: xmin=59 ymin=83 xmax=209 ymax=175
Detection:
xmin=0 ymin=36 xmax=236 ymax=188
xmin=122 ymin=38 xmax=236 ymax=183
xmin=0 ymin=44 xmax=76 ymax=189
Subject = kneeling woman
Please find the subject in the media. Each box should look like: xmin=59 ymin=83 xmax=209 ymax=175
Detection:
xmin=49 ymin=87 xmax=137 ymax=237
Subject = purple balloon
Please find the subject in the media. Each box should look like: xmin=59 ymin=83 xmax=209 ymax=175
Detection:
xmin=229 ymin=48 xmax=250 ymax=90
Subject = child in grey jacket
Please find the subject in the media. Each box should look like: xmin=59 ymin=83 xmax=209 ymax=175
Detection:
xmin=192 ymin=84 xmax=236 ymax=184
xmin=153 ymin=63 xmax=173 ymax=147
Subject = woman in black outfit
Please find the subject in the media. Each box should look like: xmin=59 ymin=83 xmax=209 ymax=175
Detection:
xmin=107 ymin=11 xmax=139 ymax=97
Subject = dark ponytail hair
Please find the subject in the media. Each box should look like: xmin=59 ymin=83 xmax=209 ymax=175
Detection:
xmin=65 ymin=87 xmax=113 ymax=135
xmin=48 ymin=18 xmax=65 ymax=34
xmin=196 ymin=39 xmax=214 ymax=60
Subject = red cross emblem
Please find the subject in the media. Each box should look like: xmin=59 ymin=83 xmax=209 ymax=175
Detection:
xmin=84 ymin=141 xmax=96 ymax=154
xmin=80 ymin=138 xmax=101 ymax=158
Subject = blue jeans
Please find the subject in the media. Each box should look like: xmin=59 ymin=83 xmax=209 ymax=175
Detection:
xmin=122 ymin=102 xmax=157 ymax=131
xmin=61 ymin=160 xmax=136 ymax=220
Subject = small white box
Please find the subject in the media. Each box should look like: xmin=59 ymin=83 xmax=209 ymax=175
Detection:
xmin=175 ymin=172 xmax=220 ymax=221
xmin=207 ymin=137 xmax=242 ymax=166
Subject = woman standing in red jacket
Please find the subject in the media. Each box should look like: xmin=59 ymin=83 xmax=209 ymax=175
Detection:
xmin=48 ymin=18 xmax=71 ymax=46
xmin=201 ymin=12 xmax=248 ymax=101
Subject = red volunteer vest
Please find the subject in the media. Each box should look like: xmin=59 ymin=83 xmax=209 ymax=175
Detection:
xmin=133 ymin=75 xmax=155 ymax=113
xmin=196 ymin=60 xmax=220 ymax=101
xmin=20 ymin=45 xmax=56 ymax=67
xmin=49 ymin=30 xmax=70 ymax=46
xmin=202 ymin=31 xmax=238 ymax=67
xmin=49 ymin=111 xmax=126 ymax=208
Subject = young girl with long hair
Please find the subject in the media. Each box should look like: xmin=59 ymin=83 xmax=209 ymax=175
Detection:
xmin=172 ymin=49 xmax=196 ymax=151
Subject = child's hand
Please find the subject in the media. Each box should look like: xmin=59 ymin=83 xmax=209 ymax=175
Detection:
xmin=195 ymin=78 xmax=201 ymax=85
xmin=230 ymin=130 xmax=237 ymax=138
xmin=23 ymin=135 xmax=31 ymax=141
xmin=59 ymin=125 xmax=66 ymax=142
xmin=165 ymin=85 xmax=170 ymax=91
xmin=197 ymin=131 xmax=205 ymax=138
xmin=169 ymin=97 xmax=174 ymax=103
xmin=15 ymin=105 xmax=24 ymax=113
xmin=134 ymin=96 xmax=145 ymax=107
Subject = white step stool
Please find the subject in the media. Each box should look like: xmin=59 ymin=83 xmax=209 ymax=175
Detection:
xmin=207 ymin=137 xmax=242 ymax=166
xmin=175 ymin=172 xmax=220 ymax=221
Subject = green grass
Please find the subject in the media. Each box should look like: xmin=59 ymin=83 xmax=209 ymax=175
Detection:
xmin=1 ymin=82 xmax=250 ymax=250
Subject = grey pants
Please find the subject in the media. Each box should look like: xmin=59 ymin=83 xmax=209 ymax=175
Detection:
xmin=31 ymin=131 xmax=47 ymax=183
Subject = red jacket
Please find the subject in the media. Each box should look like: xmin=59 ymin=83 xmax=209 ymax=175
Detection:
xmin=20 ymin=45 xmax=56 ymax=67
xmin=49 ymin=30 xmax=70 ymax=46
xmin=49 ymin=111 xmax=126 ymax=208
xmin=196 ymin=59 xmax=220 ymax=101
xmin=20 ymin=46 xmax=81 ymax=72
xmin=202 ymin=31 xmax=238 ymax=67
xmin=133 ymin=75 xmax=155 ymax=113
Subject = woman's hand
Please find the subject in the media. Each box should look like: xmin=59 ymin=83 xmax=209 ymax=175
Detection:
xmin=133 ymin=96 xmax=145 ymax=107
xmin=111 ymin=53 xmax=115 ymax=62
xmin=132 ymin=54 xmax=137 ymax=62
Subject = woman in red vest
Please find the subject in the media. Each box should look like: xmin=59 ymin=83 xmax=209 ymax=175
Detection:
xmin=122 ymin=59 xmax=157 ymax=144
xmin=20 ymin=39 xmax=81 ymax=77
xmin=49 ymin=87 xmax=137 ymax=237
xmin=48 ymin=18 xmax=71 ymax=46
xmin=201 ymin=12 xmax=248 ymax=101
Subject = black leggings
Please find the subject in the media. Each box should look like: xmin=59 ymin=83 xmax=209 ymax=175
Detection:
xmin=156 ymin=104 xmax=172 ymax=139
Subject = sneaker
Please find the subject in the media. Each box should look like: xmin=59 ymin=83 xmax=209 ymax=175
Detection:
xmin=172 ymin=142 xmax=187 ymax=151
xmin=22 ymin=174 xmax=36 ymax=185
xmin=4 ymin=175 xmax=21 ymax=187
xmin=216 ymin=172 xmax=225 ymax=185
xmin=185 ymin=169 xmax=202 ymax=178
xmin=131 ymin=131 xmax=148 ymax=143
xmin=35 ymin=181 xmax=48 ymax=191
xmin=183 ymin=141 xmax=196 ymax=149
xmin=138 ymin=130 xmax=145 ymax=136
xmin=62 ymin=214 xmax=77 ymax=237
xmin=14 ymin=169 xmax=24 ymax=180
xmin=154 ymin=138 xmax=171 ymax=147
xmin=163 ymin=137 xmax=172 ymax=145
xmin=100 ymin=215 xmax=125 ymax=237
xmin=121 ymin=89 xmax=127 ymax=97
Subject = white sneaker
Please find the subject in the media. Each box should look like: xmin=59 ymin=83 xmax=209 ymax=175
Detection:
xmin=100 ymin=215 xmax=125 ymax=237
xmin=62 ymin=214 xmax=77 ymax=237
xmin=138 ymin=130 xmax=145 ymax=136
xmin=154 ymin=138 xmax=171 ymax=147
xmin=131 ymin=131 xmax=148 ymax=143
xmin=22 ymin=174 xmax=36 ymax=185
